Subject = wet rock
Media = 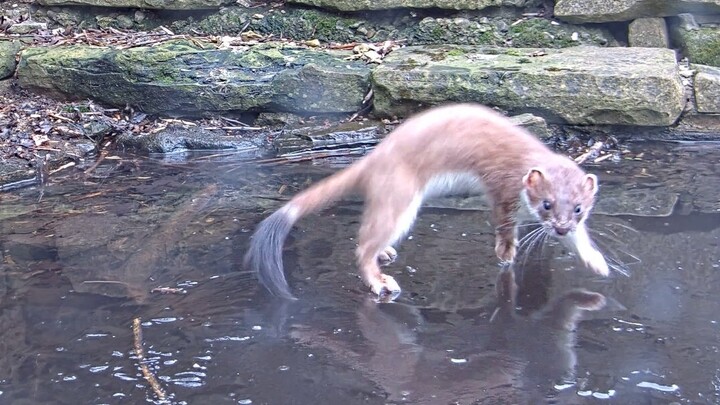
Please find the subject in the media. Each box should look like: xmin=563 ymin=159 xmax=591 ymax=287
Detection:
xmin=555 ymin=0 xmax=720 ymax=23
xmin=0 ymin=41 xmax=22 ymax=80
xmin=628 ymin=18 xmax=669 ymax=48
xmin=273 ymin=121 xmax=384 ymax=155
xmin=693 ymin=64 xmax=720 ymax=113
xmin=116 ymin=126 xmax=260 ymax=154
xmin=0 ymin=161 xmax=37 ymax=192
xmin=287 ymin=0 xmax=540 ymax=11
xmin=372 ymin=45 xmax=685 ymax=126
xmin=671 ymin=22 xmax=720 ymax=66
xmin=37 ymin=0 xmax=235 ymax=9
xmin=17 ymin=41 xmax=371 ymax=116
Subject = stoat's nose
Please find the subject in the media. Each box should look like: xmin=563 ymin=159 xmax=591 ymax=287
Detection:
xmin=554 ymin=226 xmax=571 ymax=236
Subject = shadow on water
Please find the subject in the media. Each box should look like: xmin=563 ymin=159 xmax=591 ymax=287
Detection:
xmin=0 ymin=141 xmax=719 ymax=404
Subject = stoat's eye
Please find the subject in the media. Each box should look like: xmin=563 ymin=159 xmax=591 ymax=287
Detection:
xmin=542 ymin=200 xmax=552 ymax=210
xmin=574 ymin=204 xmax=582 ymax=214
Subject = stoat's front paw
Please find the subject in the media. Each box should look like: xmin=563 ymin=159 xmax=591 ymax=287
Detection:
xmin=369 ymin=274 xmax=402 ymax=303
xmin=583 ymin=248 xmax=610 ymax=277
xmin=495 ymin=238 xmax=517 ymax=264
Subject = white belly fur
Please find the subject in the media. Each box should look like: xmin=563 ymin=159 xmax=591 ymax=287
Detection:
xmin=422 ymin=172 xmax=485 ymax=199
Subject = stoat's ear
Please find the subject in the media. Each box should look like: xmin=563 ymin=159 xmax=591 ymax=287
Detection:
xmin=523 ymin=168 xmax=546 ymax=190
xmin=583 ymin=174 xmax=599 ymax=196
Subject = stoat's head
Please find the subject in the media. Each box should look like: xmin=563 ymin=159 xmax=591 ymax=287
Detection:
xmin=522 ymin=166 xmax=598 ymax=237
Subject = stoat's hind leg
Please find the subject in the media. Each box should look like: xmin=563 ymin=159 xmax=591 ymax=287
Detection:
xmin=356 ymin=180 xmax=422 ymax=302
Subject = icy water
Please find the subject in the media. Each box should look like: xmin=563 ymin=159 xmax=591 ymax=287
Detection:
xmin=0 ymin=141 xmax=719 ymax=405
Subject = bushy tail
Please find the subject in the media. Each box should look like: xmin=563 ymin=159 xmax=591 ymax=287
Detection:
xmin=244 ymin=165 xmax=364 ymax=300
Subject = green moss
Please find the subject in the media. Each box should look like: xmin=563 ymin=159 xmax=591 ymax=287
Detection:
xmin=504 ymin=48 xmax=523 ymax=57
xmin=446 ymin=48 xmax=466 ymax=57
xmin=509 ymin=18 xmax=576 ymax=48
xmin=678 ymin=28 xmax=720 ymax=67
xmin=63 ymin=104 xmax=92 ymax=113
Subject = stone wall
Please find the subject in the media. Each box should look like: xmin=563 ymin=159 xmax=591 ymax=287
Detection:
xmin=1 ymin=0 xmax=719 ymax=123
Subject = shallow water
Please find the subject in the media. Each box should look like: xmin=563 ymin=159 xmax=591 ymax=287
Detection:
xmin=0 ymin=141 xmax=718 ymax=404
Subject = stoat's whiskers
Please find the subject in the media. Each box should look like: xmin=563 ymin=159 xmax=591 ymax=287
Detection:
xmin=586 ymin=228 xmax=639 ymax=277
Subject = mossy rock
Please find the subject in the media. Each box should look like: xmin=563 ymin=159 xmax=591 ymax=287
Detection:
xmin=372 ymin=45 xmax=685 ymax=126
xmin=508 ymin=18 xmax=615 ymax=48
xmin=17 ymin=41 xmax=371 ymax=116
xmin=672 ymin=25 xmax=720 ymax=67
xmin=0 ymin=40 xmax=22 ymax=79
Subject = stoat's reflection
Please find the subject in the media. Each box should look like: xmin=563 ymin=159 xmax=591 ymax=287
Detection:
xmin=291 ymin=268 xmax=608 ymax=404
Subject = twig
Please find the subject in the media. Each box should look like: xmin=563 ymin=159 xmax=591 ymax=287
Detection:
xmin=348 ymin=102 xmax=372 ymax=122
xmin=48 ymin=161 xmax=75 ymax=175
xmin=48 ymin=113 xmax=76 ymax=123
xmin=133 ymin=318 xmax=168 ymax=402
xmin=574 ymin=141 xmax=604 ymax=164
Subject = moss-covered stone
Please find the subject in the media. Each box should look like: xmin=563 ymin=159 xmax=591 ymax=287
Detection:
xmin=372 ymin=45 xmax=685 ymax=126
xmin=413 ymin=17 xmax=502 ymax=46
xmin=0 ymin=40 xmax=22 ymax=79
xmin=17 ymin=41 xmax=371 ymax=116
xmin=672 ymin=25 xmax=720 ymax=67
xmin=168 ymin=6 xmax=619 ymax=48
xmin=555 ymin=0 xmax=720 ymax=23
xmin=37 ymin=0 xmax=235 ymax=10
xmin=287 ymin=0 xmax=539 ymax=11
xmin=692 ymin=64 xmax=720 ymax=113
xmin=508 ymin=18 xmax=617 ymax=48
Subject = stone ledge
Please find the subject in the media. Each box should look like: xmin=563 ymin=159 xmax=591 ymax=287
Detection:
xmin=37 ymin=0 xmax=235 ymax=10
xmin=287 ymin=0 xmax=539 ymax=11
xmin=16 ymin=41 xmax=371 ymax=116
xmin=372 ymin=45 xmax=685 ymax=126
xmin=555 ymin=0 xmax=720 ymax=23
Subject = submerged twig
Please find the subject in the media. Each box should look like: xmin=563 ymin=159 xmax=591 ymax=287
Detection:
xmin=132 ymin=318 xmax=168 ymax=402
xmin=574 ymin=141 xmax=604 ymax=164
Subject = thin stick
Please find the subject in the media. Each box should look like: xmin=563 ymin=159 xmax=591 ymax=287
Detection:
xmin=133 ymin=318 xmax=168 ymax=401
xmin=574 ymin=141 xmax=604 ymax=164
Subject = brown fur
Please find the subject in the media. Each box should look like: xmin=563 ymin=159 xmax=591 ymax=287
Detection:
xmin=245 ymin=103 xmax=609 ymax=301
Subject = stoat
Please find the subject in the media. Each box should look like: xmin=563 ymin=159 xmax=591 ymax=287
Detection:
xmin=245 ymin=103 xmax=609 ymax=301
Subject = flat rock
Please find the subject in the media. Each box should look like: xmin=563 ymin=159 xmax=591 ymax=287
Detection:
xmin=372 ymin=46 xmax=684 ymax=126
xmin=0 ymin=41 xmax=21 ymax=80
xmin=628 ymin=17 xmax=669 ymax=48
xmin=37 ymin=0 xmax=235 ymax=9
xmin=17 ymin=41 xmax=371 ymax=116
xmin=287 ymin=0 xmax=539 ymax=11
xmin=116 ymin=127 xmax=261 ymax=154
xmin=693 ymin=64 xmax=720 ymax=113
xmin=555 ymin=0 xmax=720 ymax=23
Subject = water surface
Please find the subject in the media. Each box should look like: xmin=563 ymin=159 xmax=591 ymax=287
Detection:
xmin=0 ymin=141 xmax=718 ymax=404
